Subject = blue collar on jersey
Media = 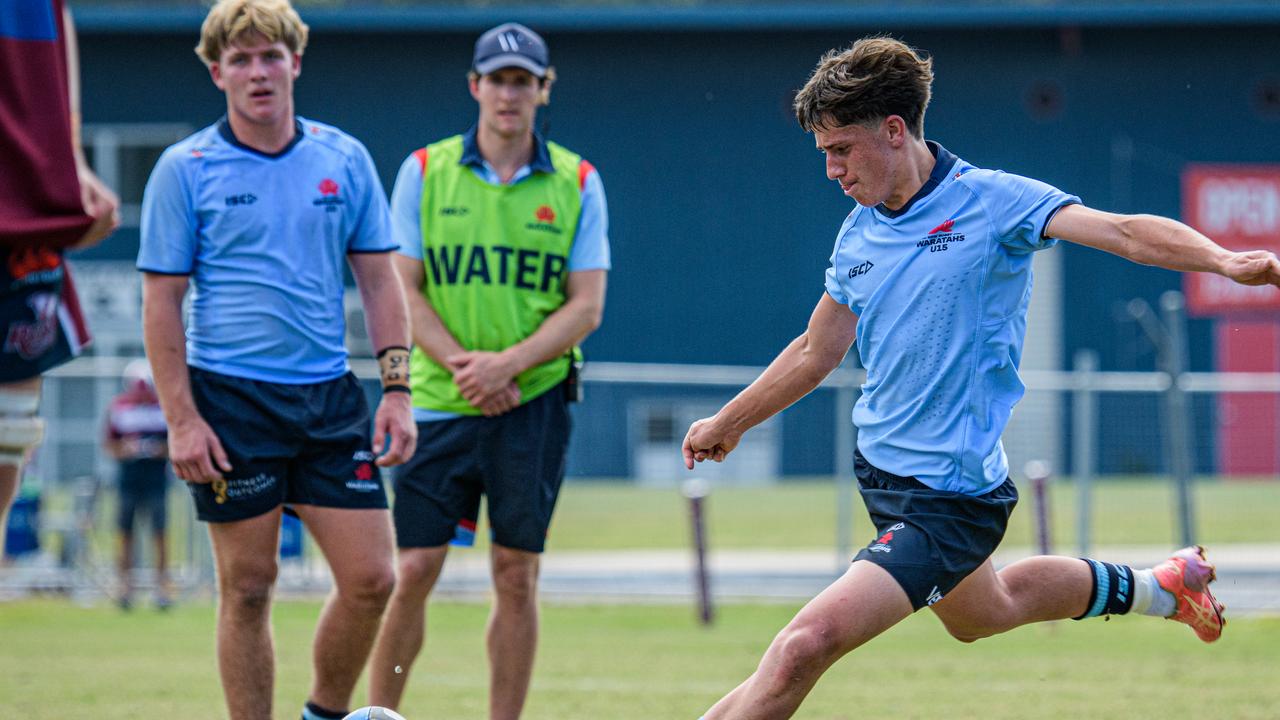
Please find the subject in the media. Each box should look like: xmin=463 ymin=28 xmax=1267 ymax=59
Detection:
xmin=875 ymin=141 xmax=958 ymax=219
xmin=459 ymin=125 xmax=555 ymax=174
xmin=217 ymin=116 xmax=306 ymax=159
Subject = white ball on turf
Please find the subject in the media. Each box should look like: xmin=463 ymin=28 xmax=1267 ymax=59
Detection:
xmin=343 ymin=708 xmax=407 ymax=720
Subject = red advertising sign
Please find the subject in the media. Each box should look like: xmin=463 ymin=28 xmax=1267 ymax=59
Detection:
xmin=1182 ymin=165 xmax=1280 ymax=316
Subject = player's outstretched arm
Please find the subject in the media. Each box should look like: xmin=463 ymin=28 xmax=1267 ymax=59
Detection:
xmin=350 ymin=251 xmax=417 ymax=467
xmin=682 ymin=293 xmax=858 ymax=469
xmin=142 ymin=273 xmax=231 ymax=483
xmin=1048 ymin=204 xmax=1280 ymax=287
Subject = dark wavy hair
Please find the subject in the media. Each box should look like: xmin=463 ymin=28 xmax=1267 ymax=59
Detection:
xmin=793 ymin=37 xmax=934 ymax=138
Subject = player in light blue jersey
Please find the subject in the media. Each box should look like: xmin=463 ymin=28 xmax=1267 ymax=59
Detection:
xmin=137 ymin=3 xmax=415 ymax=720
xmin=683 ymin=37 xmax=1280 ymax=720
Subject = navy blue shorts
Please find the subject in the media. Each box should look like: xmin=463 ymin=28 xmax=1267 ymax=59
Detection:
xmin=187 ymin=367 xmax=387 ymax=523
xmin=0 ymin=250 xmax=89 ymax=383
xmin=117 ymin=459 xmax=169 ymax=533
xmin=852 ymin=450 xmax=1018 ymax=610
xmin=392 ymin=385 xmax=570 ymax=553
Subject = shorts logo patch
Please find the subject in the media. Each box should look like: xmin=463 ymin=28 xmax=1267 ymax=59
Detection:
xmin=926 ymin=586 xmax=944 ymax=606
xmin=211 ymin=473 xmax=277 ymax=504
xmin=346 ymin=461 xmax=378 ymax=492
xmin=4 ymin=292 xmax=59 ymax=359
xmin=868 ymin=521 xmax=905 ymax=553
xmin=7 ymin=247 xmax=60 ymax=283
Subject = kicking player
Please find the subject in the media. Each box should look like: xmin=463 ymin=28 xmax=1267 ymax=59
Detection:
xmin=683 ymin=36 xmax=1280 ymax=720
xmin=138 ymin=2 xmax=414 ymax=719
xmin=367 ymin=22 xmax=609 ymax=719
xmin=0 ymin=0 xmax=119 ymax=550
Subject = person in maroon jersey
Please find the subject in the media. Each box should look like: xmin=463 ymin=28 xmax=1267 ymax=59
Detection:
xmin=104 ymin=360 xmax=171 ymax=610
xmin=0 ymin=0 xmax=120 ymax=551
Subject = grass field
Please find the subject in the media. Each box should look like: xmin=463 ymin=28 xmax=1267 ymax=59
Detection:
xmin=0 ymin=597 xmax=1277 ymax=719
xmin=6 ymin=479 xmax=1279 ymax=718
xmin=50 ymin=477 xmax=1280 ymax=562
xmin=550 ymin=477 xmax=1280 ymax=550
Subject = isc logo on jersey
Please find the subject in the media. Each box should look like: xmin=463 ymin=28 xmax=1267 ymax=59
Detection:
xmin=848 ymin=259 xmax=874 ymax=279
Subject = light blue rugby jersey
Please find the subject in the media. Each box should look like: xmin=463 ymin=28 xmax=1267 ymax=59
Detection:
xmin=825 ymin=142 xmax=1080 ymax=495
xmin=138 ymin=117 xmax=394 ymax=384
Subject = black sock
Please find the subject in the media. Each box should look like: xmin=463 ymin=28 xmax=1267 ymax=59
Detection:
xmin=302 ymin=701 xmax=348 ymax=720
xmin=1073 ymin=558 xmax=1136 ymax=619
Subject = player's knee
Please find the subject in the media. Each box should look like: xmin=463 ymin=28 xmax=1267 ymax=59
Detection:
xmin=341 ymin=565 xmax=396 ymax=610
xmin=219 ymin=572 xmax=276 ymax=615
xmin=942 ymin=618 xmax=1005 ymax=643
xmin=772 ymin=621 xmax=843 ymax=673
xmin=491 ymin=554 xmax=538 ymax=606
xmin=946 ymin=628 xmax=985 ymax=643
xmin=395 ymin=550 xmax=445 ymax=595
xmin=0 ymin=388 xmax=44 ymax=467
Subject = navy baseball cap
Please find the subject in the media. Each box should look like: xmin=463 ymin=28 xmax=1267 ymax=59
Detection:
xmin=472 ymin=23 xmax=549 ymax=78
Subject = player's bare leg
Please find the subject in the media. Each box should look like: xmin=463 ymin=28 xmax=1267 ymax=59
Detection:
xmin=488 ymin=543 xmax=541 ymax=720
xmin=296 ymin=505 xmax=396 ymax=713
xmin=152 ymin=526 xmax=172 ymax=608
xmin=0 ymin=464 xmax=17 ymax=558
xmin=703 ymin=560 xmax=913 ymax=720
xmin=208 ymin=507 xmax=283 ymax=720
xmin=117 ymin=529 xmax=136 ymax=608
xmin=929 ymin=557 xmax=1092 ymax=641
xmin=932 ymin=551 xmax=1225 ymax=643
xmin=368 ymin=545 xmax=449 ymax=708
xmin=0 ymin=377 xmax=43 ymax=557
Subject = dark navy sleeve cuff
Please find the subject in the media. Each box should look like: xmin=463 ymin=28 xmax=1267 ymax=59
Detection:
xmin=1040 ymin=199 xmax=1082 ymax=240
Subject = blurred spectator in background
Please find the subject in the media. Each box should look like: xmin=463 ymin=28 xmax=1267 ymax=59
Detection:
xmin=103 ymin=359 xmax=171 ymax=610
xmin=0 ymin=0 xmax=120 ymax=553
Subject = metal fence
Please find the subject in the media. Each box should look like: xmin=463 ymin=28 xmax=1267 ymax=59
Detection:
xmin=3 ymin=357 xmax=1278 ymax=605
